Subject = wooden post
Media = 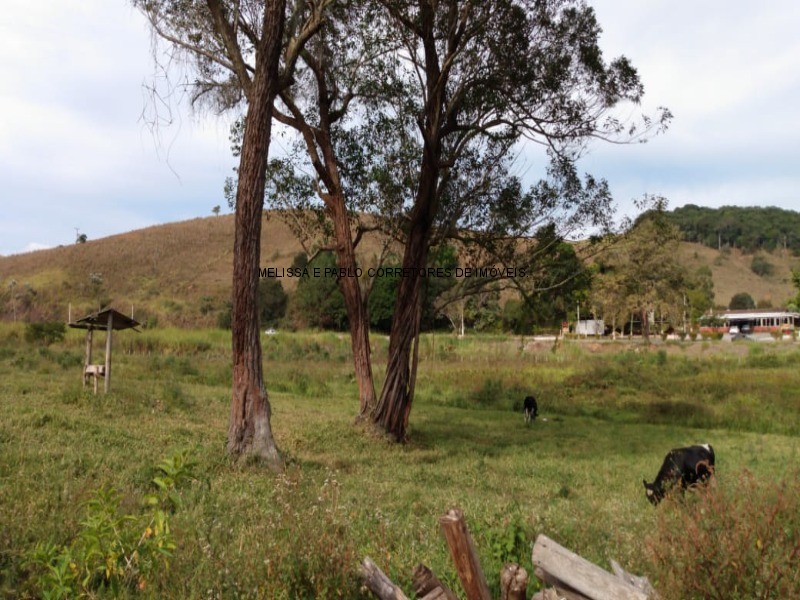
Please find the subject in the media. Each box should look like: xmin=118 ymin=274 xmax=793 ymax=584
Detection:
xmin=104 ymin=311 xmax=113 ymax=393
xmin=360 ymin=557 xmax=410 ymax=600
xmin=83 ymin=327 xmax=93 ymax=388
xmin=411 ymin=564 xmax=458 ymax=600
xmin=500 ymin=563 xmax=528 ymax=600
xmin=439 ymin=509 xmax=491 ymax=600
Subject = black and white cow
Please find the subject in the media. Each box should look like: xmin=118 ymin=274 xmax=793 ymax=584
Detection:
xmin=643 ymin=444 xmax=715 ymax=505
xmin=523 ymin=395 xmax=538 ymax=423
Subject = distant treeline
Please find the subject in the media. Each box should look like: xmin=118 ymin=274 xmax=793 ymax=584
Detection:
xmin=664 ymin=205 xmax=800 ymax=254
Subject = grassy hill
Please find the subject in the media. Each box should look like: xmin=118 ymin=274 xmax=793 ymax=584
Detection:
xmin=0 ymin=215 xmax=364 ymax=327
xmin=1 ymin=214 xmax=798 ymax=327
xmin=676 ymin=243 xmax=798 ymax=309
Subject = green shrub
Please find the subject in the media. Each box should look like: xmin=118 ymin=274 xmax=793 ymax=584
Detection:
xmin=646 ymin=470 xmax=800 ymax=599
xmin=55 ymin=350 xmax=83 ymax=369
xmin=217 ymin=301 xmax=232 ymax=329
xmin=751 ymin=255 xmax=775 ymax=277
xmin=470 ymin=378 xmax=510 ymax=408
xmin=23 ymin=450 xmax=202 ymax=598
xmin=24 ymin=322 xmax=66 ymax=346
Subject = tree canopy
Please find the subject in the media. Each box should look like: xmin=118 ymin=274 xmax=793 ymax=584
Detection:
xmin=729 ymin=292 xmax=756 ymax=311
xmin=664 ymin=205 xmax=800 ymax=254
xmin=137 ymin=0 xmax=670 ymax=443
xmin=591 ymin=199 xmax=686 ymax=340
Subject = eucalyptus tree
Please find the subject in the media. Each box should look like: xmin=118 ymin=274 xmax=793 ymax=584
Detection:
xmin=134 ymin=0 xmax=329 ymax=469
xmin=599 ymin=198 xmax=686 ymax=341
xmin=369 ymin=0 xmax=671 ymax=440
xmin=256 ymin=0 xmax=402 ymax=419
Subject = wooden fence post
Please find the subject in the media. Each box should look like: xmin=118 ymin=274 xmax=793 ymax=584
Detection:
xmin=439 ymin=508 xmax=492 ymax=600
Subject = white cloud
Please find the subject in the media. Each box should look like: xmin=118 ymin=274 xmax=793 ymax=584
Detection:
xmin=0 ymin=0 xmax=798 ymax=256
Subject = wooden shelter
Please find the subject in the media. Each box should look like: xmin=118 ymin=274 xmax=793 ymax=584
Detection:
xmin=69 ymin=308 xmax=140 ymax=393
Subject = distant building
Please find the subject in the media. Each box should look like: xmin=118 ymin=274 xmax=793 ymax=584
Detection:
xmin=575 ymin=319 xmax=605 ymax=336
xmin=700 ymin=309 xmax=800 ymax=334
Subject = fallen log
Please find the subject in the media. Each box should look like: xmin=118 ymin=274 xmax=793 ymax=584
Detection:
xmin=361 ymin=556 xmax=410 ymax=600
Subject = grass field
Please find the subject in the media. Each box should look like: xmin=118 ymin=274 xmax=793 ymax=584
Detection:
xmin=1 ymin=326 xmax=800 ymax=598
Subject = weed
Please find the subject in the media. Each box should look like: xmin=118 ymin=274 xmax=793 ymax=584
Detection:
xmin=477 ymin=514 xmax=530 ymax=566
xmin=145 ymin=449 xmax=205 ymax=512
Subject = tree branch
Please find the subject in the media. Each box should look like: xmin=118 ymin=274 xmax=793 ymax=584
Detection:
xmin=206 ymin=0 xmax=253 ymax=97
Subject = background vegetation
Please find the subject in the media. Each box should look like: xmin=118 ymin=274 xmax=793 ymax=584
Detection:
xmin=1 ymin=325 xmax=799 ymax=598
xmin=666 ymin=205 xmax=800 ymax=254
xmin=2 ymin=207 xmax=799 ymax=333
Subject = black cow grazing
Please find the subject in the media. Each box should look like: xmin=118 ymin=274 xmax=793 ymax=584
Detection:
xmin=523 ymin=395 xmax=538 ymax=423
xmin=643 ymin=444 xmax=715 ymax=506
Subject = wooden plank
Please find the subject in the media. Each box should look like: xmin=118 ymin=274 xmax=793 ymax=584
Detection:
xmin=439 ymin=509 xmax=491 ymax=600
xmin=609 ymin=559 xmax=657 ymax=598
xmin=531 ymin=570 xmax=591 ymax=600
xmin=360 ymin=556 xmax=410 ymax=600
xmin=530 ymin=589 xmax=563 ymax=600
xmin=531 ymin=535 xmax=649 ymax=600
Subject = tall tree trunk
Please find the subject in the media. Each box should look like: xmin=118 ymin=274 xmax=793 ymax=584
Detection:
xmin=328 ymin=198 xmax=377 ymax=418
xmin=372 ymin=165 xmax=439 ymax=440
xmin=227 ymin=0 xmax=285 ymax=470
xmin=372 ymin=234 xmax=427 ymax=440
xmin=372 ymin=3 xmax=444 ymax=441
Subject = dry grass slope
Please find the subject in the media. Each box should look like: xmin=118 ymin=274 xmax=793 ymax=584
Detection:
xmin=0 ymin=215 xmax=326 ymax=325
xmin=1 ymin=214 xmax=798 ymax=325
xmin=677 ymin=243 xmax=798 ymax=309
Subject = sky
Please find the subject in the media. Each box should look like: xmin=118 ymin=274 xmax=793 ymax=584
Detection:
xmin=1 ymin=0 xmax=798 ymax=256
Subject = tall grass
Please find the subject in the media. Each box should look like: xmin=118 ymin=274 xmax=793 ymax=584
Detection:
xmin=646 ymin=471 xmax=800 ymax=599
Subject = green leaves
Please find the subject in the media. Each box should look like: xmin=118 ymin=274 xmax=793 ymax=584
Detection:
xmin=25 ymin=450 xmax=200 ymax=598
xmin=144 ymin=449 xmax=205 ymax=512
xmin=26 ymin=485 xmax=175 ymax=597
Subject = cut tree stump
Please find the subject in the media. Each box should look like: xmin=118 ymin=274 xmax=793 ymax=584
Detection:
xmin=500 ymin=563 xmax=528 ymax=600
